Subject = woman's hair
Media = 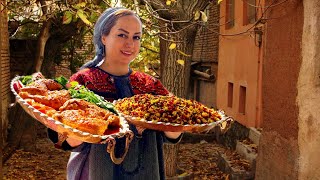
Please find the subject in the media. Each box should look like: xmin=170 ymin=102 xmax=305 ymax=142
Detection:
xmin=81 ymin=7 xmax=141 ymax=69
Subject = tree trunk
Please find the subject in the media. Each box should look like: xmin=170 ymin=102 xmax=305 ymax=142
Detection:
xmin=3 ymin=104 xmax=36 ymax=163
xmin=154 ymin=1 xmax=207 ymax=177
xmin=163 ymin=144 xmax=180 ymax=176
xmin=161 ymin=28 xmax=197 ymax=177
xmin=4 ymin=20 xmax=52 ymax=154
xmin=3 ymin=20 xmax=52 ymax=162
xmin=34 ymin=20 xmax=52 ymax=72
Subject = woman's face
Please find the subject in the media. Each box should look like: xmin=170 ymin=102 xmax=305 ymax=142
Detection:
xmin=101 ymin=15 xmax=142 ymax=66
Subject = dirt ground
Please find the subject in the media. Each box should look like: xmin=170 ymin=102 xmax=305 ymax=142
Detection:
xmin=3 ymin=138 xmax=233 ymax=180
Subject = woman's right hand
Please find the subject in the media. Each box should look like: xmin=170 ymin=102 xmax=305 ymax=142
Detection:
xmin=66 ymin=137 xmax=83 ymax=147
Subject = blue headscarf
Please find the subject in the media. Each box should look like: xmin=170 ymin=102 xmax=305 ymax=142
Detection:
xmin=81 ymin=7 xmax=127 ymax=69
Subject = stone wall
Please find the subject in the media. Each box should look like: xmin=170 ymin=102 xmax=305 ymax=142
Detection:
xmin=297 ymin=1 xmax=320 ymax=179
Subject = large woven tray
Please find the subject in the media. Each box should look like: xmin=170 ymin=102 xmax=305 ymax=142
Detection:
xmin=119 ymin=110 xmax=233 ymax=133
xmin=10 ymin=76 xmax=133 ymax=144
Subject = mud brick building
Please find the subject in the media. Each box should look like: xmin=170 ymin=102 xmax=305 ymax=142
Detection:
xmin=0 ymin=0 xmax=10 ymax=178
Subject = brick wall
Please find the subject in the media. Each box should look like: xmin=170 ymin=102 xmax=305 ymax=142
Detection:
xmin=0 ymin=0 xmax=10 ymax=173
xmin=193 ymin=4 xmax=220 ymax=63
xmin=10 ymin=40 xmax=37 ymax=78
xmin=55 ymin=34 xmax=94 ymax=79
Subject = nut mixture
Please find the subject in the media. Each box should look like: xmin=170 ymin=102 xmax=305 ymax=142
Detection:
xmin=115 ymin=94 xmax=221 ymax=125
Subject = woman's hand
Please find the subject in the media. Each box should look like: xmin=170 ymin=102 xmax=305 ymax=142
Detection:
xmin=136 ymin=126 xmax=146 ymax=135
xmin=66 ymin=137 xmax=83 ymax=147
xmin=135 ymin=126 xmax=182 ymax=139
xmin=164 ymin=131 xmax=182 ymax=139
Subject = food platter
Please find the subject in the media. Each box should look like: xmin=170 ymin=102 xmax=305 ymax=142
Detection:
xmin=11 ymin=74 xmax=233 ymax=141
xmin=114 ymin=94 xmax=234 ymax=133
xmin=10 ymin=76 xmax=133 ymax=144
xmin=119 ymin=110 xmax=233 ymax=133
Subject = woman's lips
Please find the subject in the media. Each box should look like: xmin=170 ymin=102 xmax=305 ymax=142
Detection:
xmin=121 ymin=50 xmax=133 ymax=56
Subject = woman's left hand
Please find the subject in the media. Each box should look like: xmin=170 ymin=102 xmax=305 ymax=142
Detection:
xmin=136 ymin=126 xmax=146 ymax=135
xmin=164 ymin=131 xmax=182 ymax=139
xmin=135 ymin=126 xmax=182 ymax=139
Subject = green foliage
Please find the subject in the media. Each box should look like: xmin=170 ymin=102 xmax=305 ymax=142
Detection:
xmin=128 ymin=2 xmax=161 ymax=76
xmin=130 ymin=33 xmax=160 ymax=76
xmin=62 ymin=11 xmax=73 ymax=24
xmin=60 ymin=33 xmax=94 ymax=73
xmin=76 ymin=9 xmax=93 ymax=26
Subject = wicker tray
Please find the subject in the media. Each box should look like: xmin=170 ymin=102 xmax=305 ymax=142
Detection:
xmin=119 ymin=110 xmax=233 ymax=133
xmin=10 ymin=76 xmax=133 ymax=144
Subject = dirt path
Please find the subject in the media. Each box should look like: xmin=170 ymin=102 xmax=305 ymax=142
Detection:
xmin=3 ymin=138 xmax=231 ymax=180
xmin=3 ymin=138 xmax=69 ymax=180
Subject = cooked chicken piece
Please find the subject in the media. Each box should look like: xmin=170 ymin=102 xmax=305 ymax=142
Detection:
xmin=59 ymin=99 xmax=93 ymax=111
xmin=31 ymin=72 xmax=45 ymax=81
xmin=19 ymin=87 xmax=48 ymax=96
xmin=52 ymin=99 xmax=120 ymax=135
xmin=19 ymin=90 xmax=71 ymax=110
xmin=19 ymin=79 xmax=62 ymax=96
xmin=53 ymin=110 xmax=110 ymax=135
xmin=24 ymin=98 xmax=57 ymax=117
xmin=59 ymin=99 xmax=113 ymax=121
xmin=29 ymin=79 xmax=62 ymax=91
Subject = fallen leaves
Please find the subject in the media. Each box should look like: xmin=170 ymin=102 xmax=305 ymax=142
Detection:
xmin=3 ymin=138 xmax=69 ymax=180
xmin=177 ymin=142 xmax=229 ymax=180
xmin=3 ymin=138 xmax=251 ymax=180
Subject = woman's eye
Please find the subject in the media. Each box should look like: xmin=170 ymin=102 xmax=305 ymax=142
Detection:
xmin=118 ymin=34 xmax=127 ymax=38
xmin=134 ymin=36 xmax=141 ymax=40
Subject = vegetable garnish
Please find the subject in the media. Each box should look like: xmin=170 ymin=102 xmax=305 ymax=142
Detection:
xmin=20 ymin=75 xmax=33 ymax=86
xmin=54 ymin=76 xmax=68 ymax=89
xmin=68 ymin=81 xmax=118 ymax=114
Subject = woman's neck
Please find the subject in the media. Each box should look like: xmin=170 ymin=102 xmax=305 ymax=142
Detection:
xmin=99 ymin=60 xmax=130 ymax=76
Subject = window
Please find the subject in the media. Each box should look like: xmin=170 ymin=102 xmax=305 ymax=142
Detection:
xmin=225 ymin=0 xmax=235 ymax=29
xmin=228 ymin=82 xmax=233 ymax=108
xmin=239 ymin=86 xmax=246 ymax=114
xmin=243 ymin=0 xmax=256 ymax=25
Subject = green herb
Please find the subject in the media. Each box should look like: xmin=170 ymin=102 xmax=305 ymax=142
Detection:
xmin=20 ymin=75 xmax=33 ymax=86
xmin=54 ymin=76 xmax=69 ymax=89
xmin=68 ymin=81 xmax=118 ymax=114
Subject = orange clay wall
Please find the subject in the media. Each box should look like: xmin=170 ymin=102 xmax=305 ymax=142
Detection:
xmin=217 ymin=0 xmax=264 ymax=127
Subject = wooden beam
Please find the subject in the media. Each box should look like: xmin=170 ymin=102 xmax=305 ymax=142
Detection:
xmin=193 ymin=70 xmax=215 ymax=80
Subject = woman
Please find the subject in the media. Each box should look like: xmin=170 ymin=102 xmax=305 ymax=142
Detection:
xmin=49 ymin=7 xmax=182 ymax=180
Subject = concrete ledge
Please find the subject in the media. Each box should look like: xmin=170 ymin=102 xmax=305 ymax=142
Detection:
xmin=248 ymin=127 xmax=261 ymax=146
xmin=236 ymin=141 xmax=257 ymax=165
xmin=217 ymin=152 xmax=255 ymax=180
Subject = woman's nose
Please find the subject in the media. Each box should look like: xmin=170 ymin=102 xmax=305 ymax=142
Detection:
xmin=125 ymin=39 xmax=134 ymax=48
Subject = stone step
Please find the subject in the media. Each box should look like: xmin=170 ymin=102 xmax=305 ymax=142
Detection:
xmin=217 ymin=151 xmax=255 ymax=180
xmin=235 ymin=140 xmax=258 ymax=165
xmin=248 ymin=127 xmax=261 ymax=146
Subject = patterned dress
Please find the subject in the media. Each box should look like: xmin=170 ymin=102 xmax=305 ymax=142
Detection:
xmin=63 ymin=67 xmax=181 ymax=180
